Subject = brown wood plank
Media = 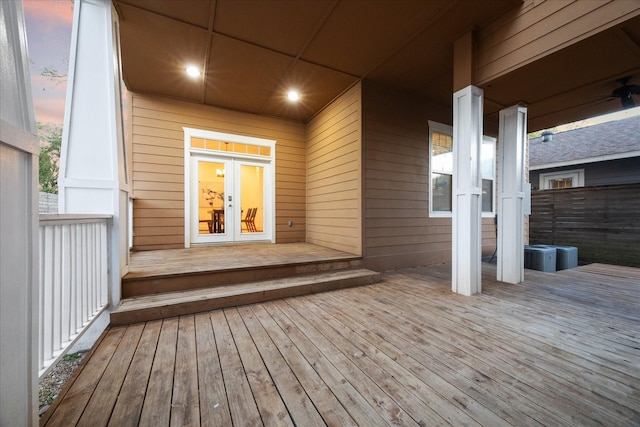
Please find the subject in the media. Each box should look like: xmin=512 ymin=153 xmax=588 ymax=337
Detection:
xmin=193 ymin=313 xmax=232 ymax=427
xmin=309 ymin=294 xmax=519 ymax=427
xmin=233 ymin=305 xmax=326 ymax=426
xmin=320 ymin=284 xmax=574 ymax=426
xmin=209 ymin=310 xmax=262 ymax=426
xmin=249 ymin=303 xmax=359 ymax=427
xmin=170 ymin=316 xmax=200 ymax=426
xmin=138 ymin=317 xmax=178 ymax=426
xmin=44 ymin=262 xmax=640 ymax=426
xmin=274 ymin=299 xmax=424 ymax=426
xmin=265 ymin=300 xmax=390 ymax=426
xmin=107 ymin=321 xmax=162 ymax=427
xmin=223 ymin=307 xmax=294 ymax=426
xmin=370 ymin=275 xmax=638 ymax=425
xmin=76 ymin=324 xmax=144 ymax=426
xmin=575 ymin=263 xmax=640 ymax=280
xmin=43 ymin=327 xmax=126 ymax=426
xmin=293 ymin=294 xmax=482 ymax=427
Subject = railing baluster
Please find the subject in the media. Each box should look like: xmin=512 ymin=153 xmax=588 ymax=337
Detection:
xmin=52 ymin=225 xmax=62 ymax=357
xmin=38 ymin=215 xmax=112 ymax=377
xmin=61 ymin=224 xmax=71 ymax=346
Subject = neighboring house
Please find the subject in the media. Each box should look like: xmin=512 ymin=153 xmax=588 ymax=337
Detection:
xmin=529 ymin=115 xmax=640 ymax=190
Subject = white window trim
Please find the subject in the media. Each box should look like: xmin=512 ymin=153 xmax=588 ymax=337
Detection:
xmin=539 ymin=169 xmax=585 ymax=190
xmin=428 ymin=121 xmax=454 ymax=218
xmin=428 ymin=121 xmax=496 ymax=218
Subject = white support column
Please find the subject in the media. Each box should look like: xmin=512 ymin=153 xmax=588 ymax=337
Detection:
xmin=452 ymin=86 xmax=484 ymax=296
xmin=1 ymin=2 xmax=40 ymax=423
xmin=497 ymin=105 xmax=528 ymax=284
xmin=58 ymin=0 xmax=128 ymax=306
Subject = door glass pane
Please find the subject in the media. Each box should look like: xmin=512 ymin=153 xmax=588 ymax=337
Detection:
xmin=240 ymin=164 xmax=264 ymax=234
xmin=198 ymin=161 xmax=225 ymax=235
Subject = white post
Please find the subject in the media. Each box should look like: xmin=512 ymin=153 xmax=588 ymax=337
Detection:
xmin=58 ymin=0 xmax=128 ymax=306
xmin=497 ymin=105 xmax=528 ymax=284
xmin=452 ymin=86 xmax=484 ymax=296
xmin=0 ymin=1 xmax=40 ymax=424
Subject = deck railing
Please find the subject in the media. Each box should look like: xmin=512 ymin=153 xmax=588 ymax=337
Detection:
xmin=39 ymin=214 xmax=111 ymax=377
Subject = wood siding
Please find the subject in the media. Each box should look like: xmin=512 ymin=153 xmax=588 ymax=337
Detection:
xmin=130 ymin=94 xmax=306 ymax=250
xmin=306 ymin=84 xmax=362 ymax=255
xmin=476 ymin=0 xmax=640 ymax=84
xmin=530 ymin=183 xmax=640 ymax=267
xmin=361 ymin=82 xmax=497 ymax=270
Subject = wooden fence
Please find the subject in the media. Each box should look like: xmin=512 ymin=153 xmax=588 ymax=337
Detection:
xmin=530 ymin=183 xmax=640 ymax=267
xmin=39 ymin=214 xmax=111 ymax=377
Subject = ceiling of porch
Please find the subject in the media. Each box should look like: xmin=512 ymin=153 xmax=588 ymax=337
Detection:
xmin=113 ymin=0 xmax=640 ymax=131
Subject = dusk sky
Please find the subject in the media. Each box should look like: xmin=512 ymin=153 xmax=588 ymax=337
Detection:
xmin=24 ymin=0 xmax=73 ymax=125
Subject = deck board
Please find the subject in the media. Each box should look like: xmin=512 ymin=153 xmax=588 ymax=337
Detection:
xmin=43 ymin=263 xmax=640 ymax=426
xmin=193 ymin=313 xmax=232 ymax=427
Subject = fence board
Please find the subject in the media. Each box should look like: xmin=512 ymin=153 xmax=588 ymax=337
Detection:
xmin=530 ymin=184 xmax=640 ymax=267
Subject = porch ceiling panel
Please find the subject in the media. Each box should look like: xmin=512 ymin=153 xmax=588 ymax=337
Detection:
xmin=483 ymin=15 xmax=640 ymax=130
xmin=204 ymin=34 xmax=294 ymax=114
xmin=299 ymin=0 xmax=451 ymax=77
xmin=366 ymin=0 xmax=521 ymax=96
xmin=259 ymin=60 xmax=359 ymax=122
xmin=114 ymin=0 xmax=640 ymax=129
xmin=212 ymin=0 xmax=336 ymax=57
xmin=117 ymin=3 xmax=209 ymax=102
xmin=114 ymin=0 xmax=211 ymax=29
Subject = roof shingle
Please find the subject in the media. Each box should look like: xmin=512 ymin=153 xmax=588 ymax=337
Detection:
xmin=529 ymin=115 xmax=640 ymax=167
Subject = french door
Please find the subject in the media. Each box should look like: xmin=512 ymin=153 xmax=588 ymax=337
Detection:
xmin=190 ymin=155 xmax=271 ymax=244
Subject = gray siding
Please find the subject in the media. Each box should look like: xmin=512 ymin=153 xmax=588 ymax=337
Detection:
xmin=531 ymin=157 xmax=640 ymax=190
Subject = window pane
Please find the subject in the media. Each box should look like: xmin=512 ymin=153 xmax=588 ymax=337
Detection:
xmin=432 ymin=173 xmax=452 ymax=212
xmin=549 ymin=178 xmax=572 ymax=189
xmin=482 ymin=179 xmax=493 ymax=213
xmin=481 ymin=141 xmax=494 ymax=179
xmin=431 ymin=132 xmax=453 ymax=173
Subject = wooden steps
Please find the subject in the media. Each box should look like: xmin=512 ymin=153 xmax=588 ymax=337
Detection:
xmin=122 ymin=257 xmax=363 ymax=298
xmin=111 ymin=268 xmax=381 ymax=325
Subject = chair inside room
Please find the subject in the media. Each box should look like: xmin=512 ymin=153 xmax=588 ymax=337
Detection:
xmin=241 ymin=207 xmax=257 ymax=232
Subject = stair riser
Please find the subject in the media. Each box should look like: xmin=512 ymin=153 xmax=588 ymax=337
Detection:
xmin=112 ymin=273 xmax=379 ymax=326
xmin=122 ymin=259 xmax=361 ymax=298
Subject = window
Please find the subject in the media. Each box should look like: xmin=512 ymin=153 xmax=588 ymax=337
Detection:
xmin=481 ymin=137 xmax=496 ymax=215
xmin=539 ymin=169 xmax=584 ymax=189
xmin=428 ymin=121 xmax=495 ymax=217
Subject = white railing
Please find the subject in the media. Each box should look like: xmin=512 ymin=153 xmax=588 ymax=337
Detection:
xmin=38 ymin=214 xmax=111 ymax=377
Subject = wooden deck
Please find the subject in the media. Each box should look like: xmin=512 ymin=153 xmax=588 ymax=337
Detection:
xmin=121 ymin=243 xmax=364 ymax=298
xmin=42 ymin=262 xmax=640 ymax=426
xmin=124 ymin=242 xmax=361 ymax=280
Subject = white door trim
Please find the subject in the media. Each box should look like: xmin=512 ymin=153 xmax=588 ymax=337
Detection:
xmin=183 ymin=127 xmax=276 ymax=247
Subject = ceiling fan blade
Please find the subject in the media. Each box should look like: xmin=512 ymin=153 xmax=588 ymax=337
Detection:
xmin=621 ymin=95 xmax=636 ymax=109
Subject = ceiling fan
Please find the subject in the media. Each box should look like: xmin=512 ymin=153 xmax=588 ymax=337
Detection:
xmin=610 ymin=76 xmax=640 ymax=109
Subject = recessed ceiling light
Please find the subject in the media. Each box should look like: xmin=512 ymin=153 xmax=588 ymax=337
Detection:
xmin=287 ymin=90 xmax=300 ymax=102
xmin=185 ymin=65 xmax=200 ymax=78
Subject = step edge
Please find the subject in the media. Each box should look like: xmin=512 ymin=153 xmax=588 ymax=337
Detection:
xmin=110 ymin=273 xmax=380 ymax=326
xmin=123 ymin=256 xmax=363 ymax=282
xmin=113 ymin=269 xmax=380 ymax=314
